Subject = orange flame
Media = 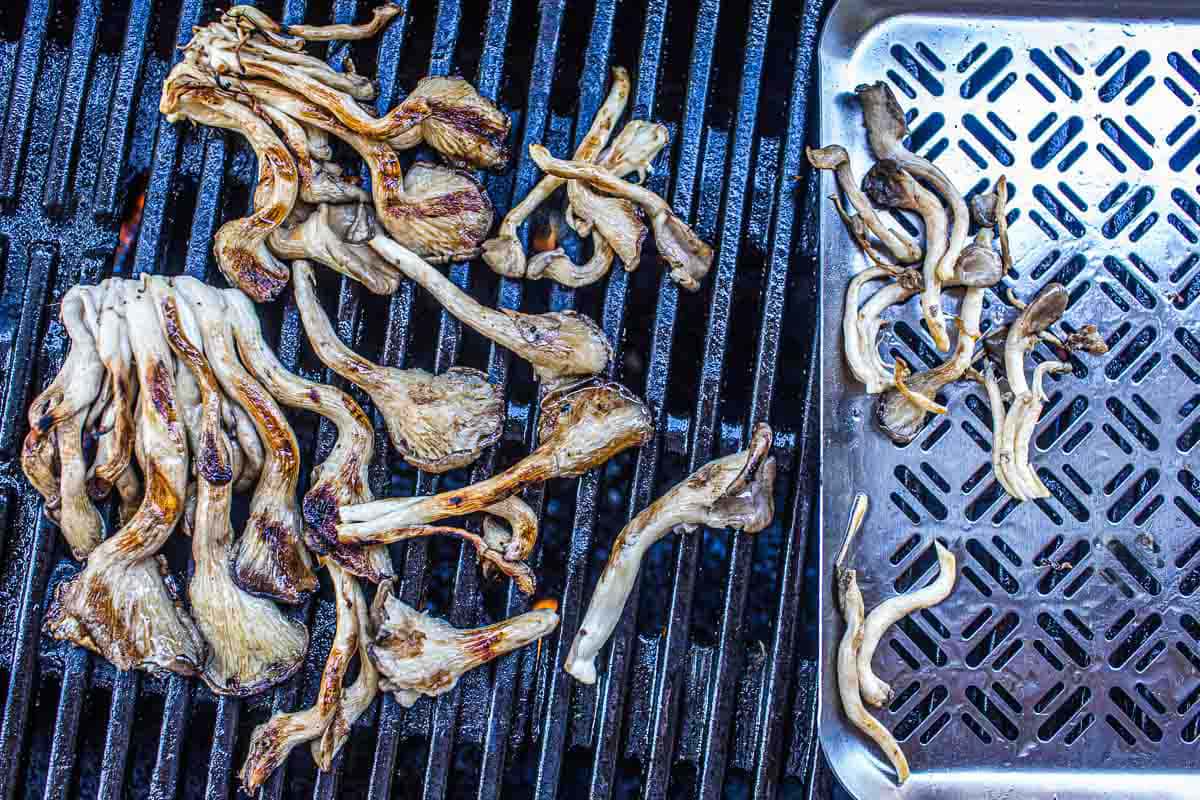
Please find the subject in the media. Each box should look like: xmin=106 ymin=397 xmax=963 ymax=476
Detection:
xmin=114 ymin=191 xmax=147 ymax=268
xmin=532 ymin=598 xmax=559 ymax=660
xmin=532 ymin=213 xmax=559 ymax=253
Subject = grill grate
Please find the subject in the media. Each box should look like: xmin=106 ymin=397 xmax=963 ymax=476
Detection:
xmin=0 ymin=0 xmax=832 ymax=798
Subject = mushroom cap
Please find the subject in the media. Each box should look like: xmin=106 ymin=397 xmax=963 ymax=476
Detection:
xmin=855 ymin=81 xmax=910 ymax=156
xmin=1017 ymin=283 xmax=1069 ymax=337
xmin=806 ymin=144 xmax=849 ymax=171
xmin=861 ymin=159 xmax=919 ymax=211
xmin=955 ymin=241 xmax=1003 ymax=288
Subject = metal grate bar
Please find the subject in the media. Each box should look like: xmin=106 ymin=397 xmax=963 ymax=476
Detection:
xmin=96 ymin=670 xmax=139 ymax=800
xmin=43 ymin=0 xmax=102 ymax=211
xmin=643 ymin=1 xmax=772 ymax=796
xmin=0 ymin=0 xmax=50 ymax=202
xmin=147 ymin=677 xmax=192 ymax=800
xmin=205 ymin=697 xmax=241 ymax=800
xmin=41 ymin=648 xmax=89 ymax=800
xmin=92 ymin=0 xmax=153 ymax=219
xmin=747 ymin=4 xmax=825 ymax=793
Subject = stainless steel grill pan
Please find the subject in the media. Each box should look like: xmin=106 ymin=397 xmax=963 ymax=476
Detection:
xmin=817 ymin=1 xmax=1200 ymax=797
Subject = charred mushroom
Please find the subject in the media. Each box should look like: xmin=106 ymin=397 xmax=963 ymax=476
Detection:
xmin=528 ymin=143 xmax=713 ymax=291
xmin=369 ymin=581 xmax=559 ymax=706
xmin=222 ymin=283 xmax=393 ymax=582
xmin=44 ymin=278 xmax=206 ymax=676
xmin=268 ymin=202 xmax=402 ymax=295
xmin=159 ymin=285 xmax=308 ymax=695
xmin=292 ymin=261 xmax=503 ymax=472
xmin=239 ymin=561 xmax=363 ymax=792
xmin=565 ymin=423 xmax=776 ymax=684
xmin=160 ymin=64 xmax=298 ymax=301
xmin=86 ymin=280 xmax=140 ymax=521
xmin=173 ymin=279 xmax=316 ymax=602
xmin=856 ymin=81 xmax=968 ymax=285
xmin=338 ymin=381 xmax=653 ymax=543
xmin=365 ymin=237 xmax=613 ymax=388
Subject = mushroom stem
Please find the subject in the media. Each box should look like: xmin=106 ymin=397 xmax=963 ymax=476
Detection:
xmin=528 ymin=144 xmax=713 ymax=291
xmin=291 ymin=260 xmax=503 ymax=472
xmin=160 ymin=286 xmax=308 ymax=696
xmin=174 ymin=279 xmax=316 ymax=603
xmin=565 ymin=424 xmax=775 ymax=684
xmin=365 ymin=237 xmax=613 ymax=386
xmin=858 ymin=542 xmax=956 ymax=707
xmin=222 ymin=283 xmax=395 ymax=583
xmin=338 ymin=381 xmax=653 ymax=542
xmin=281 ymin=3 xmax=401 ymax=41
xmin=806 ymin=145 xmax=921 ymax=265
xmin=239 ymin=560 xmax=362 ymax=792
xmin=856 ymin=81 xmax=969 ymax=285
xmin=370 ymin=581 xmax=559 ymax=706
xmin=268 ymin=203 xmax=403 ymax=295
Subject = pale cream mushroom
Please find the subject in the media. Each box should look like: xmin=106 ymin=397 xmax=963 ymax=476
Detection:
xmin=565 ymin=423 xmax=775 ymax=684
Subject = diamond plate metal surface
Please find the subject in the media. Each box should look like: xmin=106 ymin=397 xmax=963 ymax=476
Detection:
xmin=817 ymin=2 xmax=1200 ymax=798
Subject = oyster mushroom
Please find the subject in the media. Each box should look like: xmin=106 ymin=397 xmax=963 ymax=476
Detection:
xmin=528 ymin=143 xmax=713 ymax=292
xmin=369 ymin=580 xmax=559 ymax=706
xmin=256 ymin=104 xmax=369 ymax=205
xmin=312 ymin=571 xmax=380 ymax=770
xmin=224 ymin=78 xmax=494 ymax=263
xmin=338 ymin=381 xmax=653 ymax=543
xmin=872 ymin=177 xmax=1009 ymax=444
xmin=856 ymin=81 xmax=968 ymax=285
xmin=862 ymin=159 xmax=951 ymax=352
xmin=86 ymin=281 xmax=140 ymax=519
xmin=806 ymin=144 xmax=921 ymax=266
xmin=834 ymin=493 xmax=909 ymax=785
xmin=565 ymin=423 xmax=776 ymax=684
xmin=482 ymin=66 xmax=631 ymax=280
xmin=159 ymin=286 xmax=308 ymax=696
xmin=364 ymin=237 xmax=612 ymax=388
xmin=858 ymin=541 xmax=956 ymax=708
xmin=239 ymin=560 xmax=363 ymax=793
xmin=172 ymin=279 xmax=316 ymax=603
xmin=987 ymin=283 xmax=1075 ymax=502
xmin=268 ymin=202 xmax=402 ymax=295
xmin=222 ymin=283 xmax=393 ymax=583
xmin=22 ymin=283 xmax=107 ymax=558
xmin=43 ymin=278 xmax=206 ymax=676
xmin=292 ymin=261 xmax=503 ymax=473
xmin=160 ymin=65 xmax=298 ymax=301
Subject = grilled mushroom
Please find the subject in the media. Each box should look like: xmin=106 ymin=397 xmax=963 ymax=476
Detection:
xmin=239 ymin=560 xmax=363 ymax=793
xmin=313 ymin=573 xmax=380 ymax=770
xmin=806 ymin=145 xmax=921 ymax=266
xmin=268 ymin=202 xmax=402 ymax=295
xmin=873 ymin=177 xmax=1009 ymax=444
xmin=226 ymin=78 xmax=494 ymax=263
xmin=834 ymin=494 xmax=909 ymax=785
xmin=565 ymin=423 xmax=776 ymax=684
xmin=856 ymin=81 xmax=968 ymax=285
xmin=160 ymin=65 xmax=298 ymax=301
xmin=987 ymin=283 xmax=1073 ymax=501
xmin=159 ymin=286 xmax=308 ymax=696
xmin=528 ymin=144 xmax=713 ymax=291
xmin=365 ymin=237 xmax=612 ymax=387
xmin=173 ymin=279 xmax=316 ymax=603
xmin=369 ymin=581 xmax=559 ymax=706
xmin=862 ymin=159 xmax=951 ymax=352
xmin=292 ymin=261 xmax=503 ymax=472
xmin=256 ymin=103 xmax=369 ymax=205
xmin=338 ymin=381 xmax=653 ymax=542
xmin=86 ymin=280 xmax=140 ymax=520
xmin=858 ymin=540 xmax=956 ymax=708
xmin=222 ymin=284 xmax=393 ymax=583
xmin=44 ymin=279 xmax=206 ymax=676
xmin=22 ymin=283 xmax=107 ymax=558
xmin=482 ymin=66 xmax=631 ymax=281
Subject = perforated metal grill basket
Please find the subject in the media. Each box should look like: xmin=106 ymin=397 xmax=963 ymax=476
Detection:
xmin=817 ymin=2 xmax=1200 ymax=798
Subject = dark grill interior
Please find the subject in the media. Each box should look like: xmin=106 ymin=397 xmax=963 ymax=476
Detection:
xmin=0 ymin=0 xmax=838 ymax=797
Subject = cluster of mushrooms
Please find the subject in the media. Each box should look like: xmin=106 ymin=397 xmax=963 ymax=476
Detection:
xmin=814 ymin=82 xmax=1108 ymax=502
xmin=19 ymin=4 xmax=755 ymax=790
xmin=833 ymin=494 xmax=957 ymax=785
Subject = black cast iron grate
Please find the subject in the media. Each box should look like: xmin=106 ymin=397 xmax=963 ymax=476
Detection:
xmin=0 ymin=0 xmax=834 ymax=797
